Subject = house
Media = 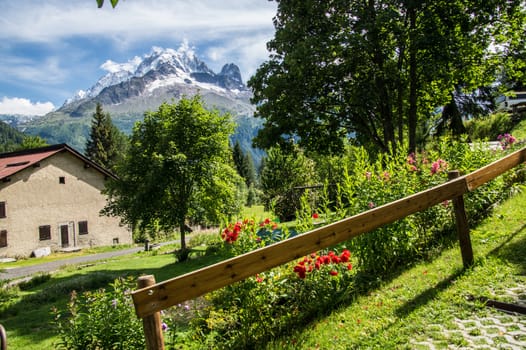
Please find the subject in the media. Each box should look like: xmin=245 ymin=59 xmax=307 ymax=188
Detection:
xmin=0 ymin=144 xmax=132 ymax=258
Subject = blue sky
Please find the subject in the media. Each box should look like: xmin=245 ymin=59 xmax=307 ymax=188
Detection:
xmin=0 ymin=0 xmax=277 ymax=115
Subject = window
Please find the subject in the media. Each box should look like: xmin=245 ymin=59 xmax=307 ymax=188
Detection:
xmin=59 ymin=176 xmax=65 ymax=184
xmin=0 ymin=230 xmax=6 ymax=248
xmin=0 ymin=202 xmax=5 ymax=218
xmin=78 ymin=221 xmax=88 ymax=235
xmin=39 ymin=225 xmax=51 ymax=241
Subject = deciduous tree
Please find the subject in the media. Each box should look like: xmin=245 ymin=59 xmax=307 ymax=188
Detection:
xmin=102 ymin=96 xmax=241 ymax=261
xmin=249 ymin=0 xmax=525 ymax=154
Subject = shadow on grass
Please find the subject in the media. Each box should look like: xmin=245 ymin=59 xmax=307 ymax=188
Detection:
xmin=487 ymin=223 xmax=526 ymax=274
xmin=393 ymin=224 xmax=526 ymax=319
xmin=395 ymin=267 xmax=466 ymax=318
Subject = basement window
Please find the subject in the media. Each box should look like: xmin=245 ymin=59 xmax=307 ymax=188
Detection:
xmin=0 ymin=230 xmax=6 ymax=248
xmin=59 ymin=176 xmax=65 ymax=184
xmin=78 ymin=221 xmax=88 ymax=235
xmin=0 ymin=202 xmax=5 ymax=218
xmin=39 ymin=225 xmax=51 ymax=241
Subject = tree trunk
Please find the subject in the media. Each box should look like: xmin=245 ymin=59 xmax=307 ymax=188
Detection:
xmin=408 ymin=6 xmax=418 ymax=153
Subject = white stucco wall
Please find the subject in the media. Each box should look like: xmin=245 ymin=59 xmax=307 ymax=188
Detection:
xmin=0 ymin=151 xmax=132 ymax=257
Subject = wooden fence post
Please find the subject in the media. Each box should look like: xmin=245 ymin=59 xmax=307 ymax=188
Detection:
xmin=0 ymin=324 xmax=6 ymax=350
xmin=137 ymin=275 xmax=165 ymax=350
xmin=448 ymin=170 xmax=474 ymax=268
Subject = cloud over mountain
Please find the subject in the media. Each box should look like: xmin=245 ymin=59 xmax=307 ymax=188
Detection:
xmin=0 ymin=97 xmax=55 ymax=116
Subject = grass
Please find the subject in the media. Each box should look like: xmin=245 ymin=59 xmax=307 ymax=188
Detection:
xmin=241 ymin=204 xmax=272 ymax=221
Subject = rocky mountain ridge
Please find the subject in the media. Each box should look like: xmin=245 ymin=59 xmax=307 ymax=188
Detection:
xmin=20 ymin=45 xmax=263 ymax=165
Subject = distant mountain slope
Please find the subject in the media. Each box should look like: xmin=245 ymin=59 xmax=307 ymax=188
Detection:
xmin=21 ymin=45 xmax=264 ymax=165
xmin=0 ymin=120 xmax=26 ymax=152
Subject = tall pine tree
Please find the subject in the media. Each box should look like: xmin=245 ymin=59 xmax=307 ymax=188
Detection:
xmin=232 ymin=141 xmax=256 ymax=187
xmin=85 ymin=103 xmax=125 ymax=171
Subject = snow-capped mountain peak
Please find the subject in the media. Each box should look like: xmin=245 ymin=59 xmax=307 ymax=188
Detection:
xmin=64 ymin=43 xmax=247 ymax=106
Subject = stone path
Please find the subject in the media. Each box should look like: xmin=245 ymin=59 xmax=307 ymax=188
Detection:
xmin=411 ymin=285 xmax=526 ymax=349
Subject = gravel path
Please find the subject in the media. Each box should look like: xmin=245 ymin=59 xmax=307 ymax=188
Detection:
xmin=0 ymin=241 xmax=176 ymax=281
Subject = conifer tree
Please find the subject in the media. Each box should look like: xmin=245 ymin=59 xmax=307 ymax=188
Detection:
xmin=232 ymin=141 xmax=245 ymax=179
xmin=242 ymin=152 xmax=256 ymax=187
xmin=86 ymin=103 xmax=125 ymax=171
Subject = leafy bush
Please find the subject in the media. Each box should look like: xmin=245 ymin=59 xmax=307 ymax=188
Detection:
xmin=183 ymin=246 xmax=356 ymax=349
xmin=18 ymin=273 xmax=51 ymax=291
xmin=52 ymin=276 xmax=145 ymax=350
xmin=465 ymin=112 xmax=513 ymax=141
xmin=260 ymin=146 xmax=318 ymax=221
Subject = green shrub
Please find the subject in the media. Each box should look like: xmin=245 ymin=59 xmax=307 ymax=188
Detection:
xmin=184 ymin=248 xmax=355 ymax=349
xmin=52 ymin=276 xmax=145 ymax=350
xmin=0 ymin=280 xmax=19 ymax=304
xmin=465 ymin=112 xmax=513 ymax=141
xmin=18 ymin=273 xmax=51 ymax=291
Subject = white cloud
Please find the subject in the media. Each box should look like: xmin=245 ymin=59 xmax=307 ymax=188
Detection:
xmin=100 ymin=56 xmax=142 ymax=73
xmin=0 ymin=97 xmax=55 ymax=116
xmin=0 ymin=55 xmax=67 ymax=85
xmin=0 ymin=1 xmax=276 ymax=44
xmin=205 ymin=33 xmax=275 ymax=81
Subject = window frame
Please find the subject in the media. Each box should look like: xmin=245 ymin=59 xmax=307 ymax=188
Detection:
xmin=0 ymin=202 xmax=5 ymax=218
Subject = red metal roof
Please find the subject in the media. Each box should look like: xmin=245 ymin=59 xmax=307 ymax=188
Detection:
xmin=0 ymin=148 xmax=62 ymax=180
xmin=0 ymin=144 xmax=115 ymax=181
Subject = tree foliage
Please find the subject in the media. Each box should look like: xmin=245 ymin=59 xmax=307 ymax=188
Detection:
xmin=232 ymin=140 xmax=256 ymax=188
xmin=102 ymin=97 xmax=242 ymax=260
xmin=260 ymin=145 xmax=317 ymax=220
xmin=249 ymin=0 xmax=525 ymax=154
xmin=85 ymin=103 xmax=126 ymax=171
xmin=96 ymin=0 xmax=119 ymax=8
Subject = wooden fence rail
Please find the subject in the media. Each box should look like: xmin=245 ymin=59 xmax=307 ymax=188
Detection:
xmin=132 ymin=146 xmax=526 ymax=349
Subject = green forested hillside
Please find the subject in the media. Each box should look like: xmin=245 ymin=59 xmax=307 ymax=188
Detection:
xmin=0 ymin=121 xmax=25 ymax=152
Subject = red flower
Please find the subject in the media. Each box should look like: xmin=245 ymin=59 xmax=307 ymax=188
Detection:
xmin=256 ymin=274 xmax=263 ymax=283
xmin=330 ymin=270 xmax=338 ymax=276
xmin=340 ymin=250 xmax=351 ymax=262
xmin=347 ymin=263 xmax=353 ymax=270
xmin=330 ymin=254 xmax=341 ymax=264
xmin=293 ymin=264 xmax=307 ymax=279
xmin=312 ymin=212 xmax=319 ymax=219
